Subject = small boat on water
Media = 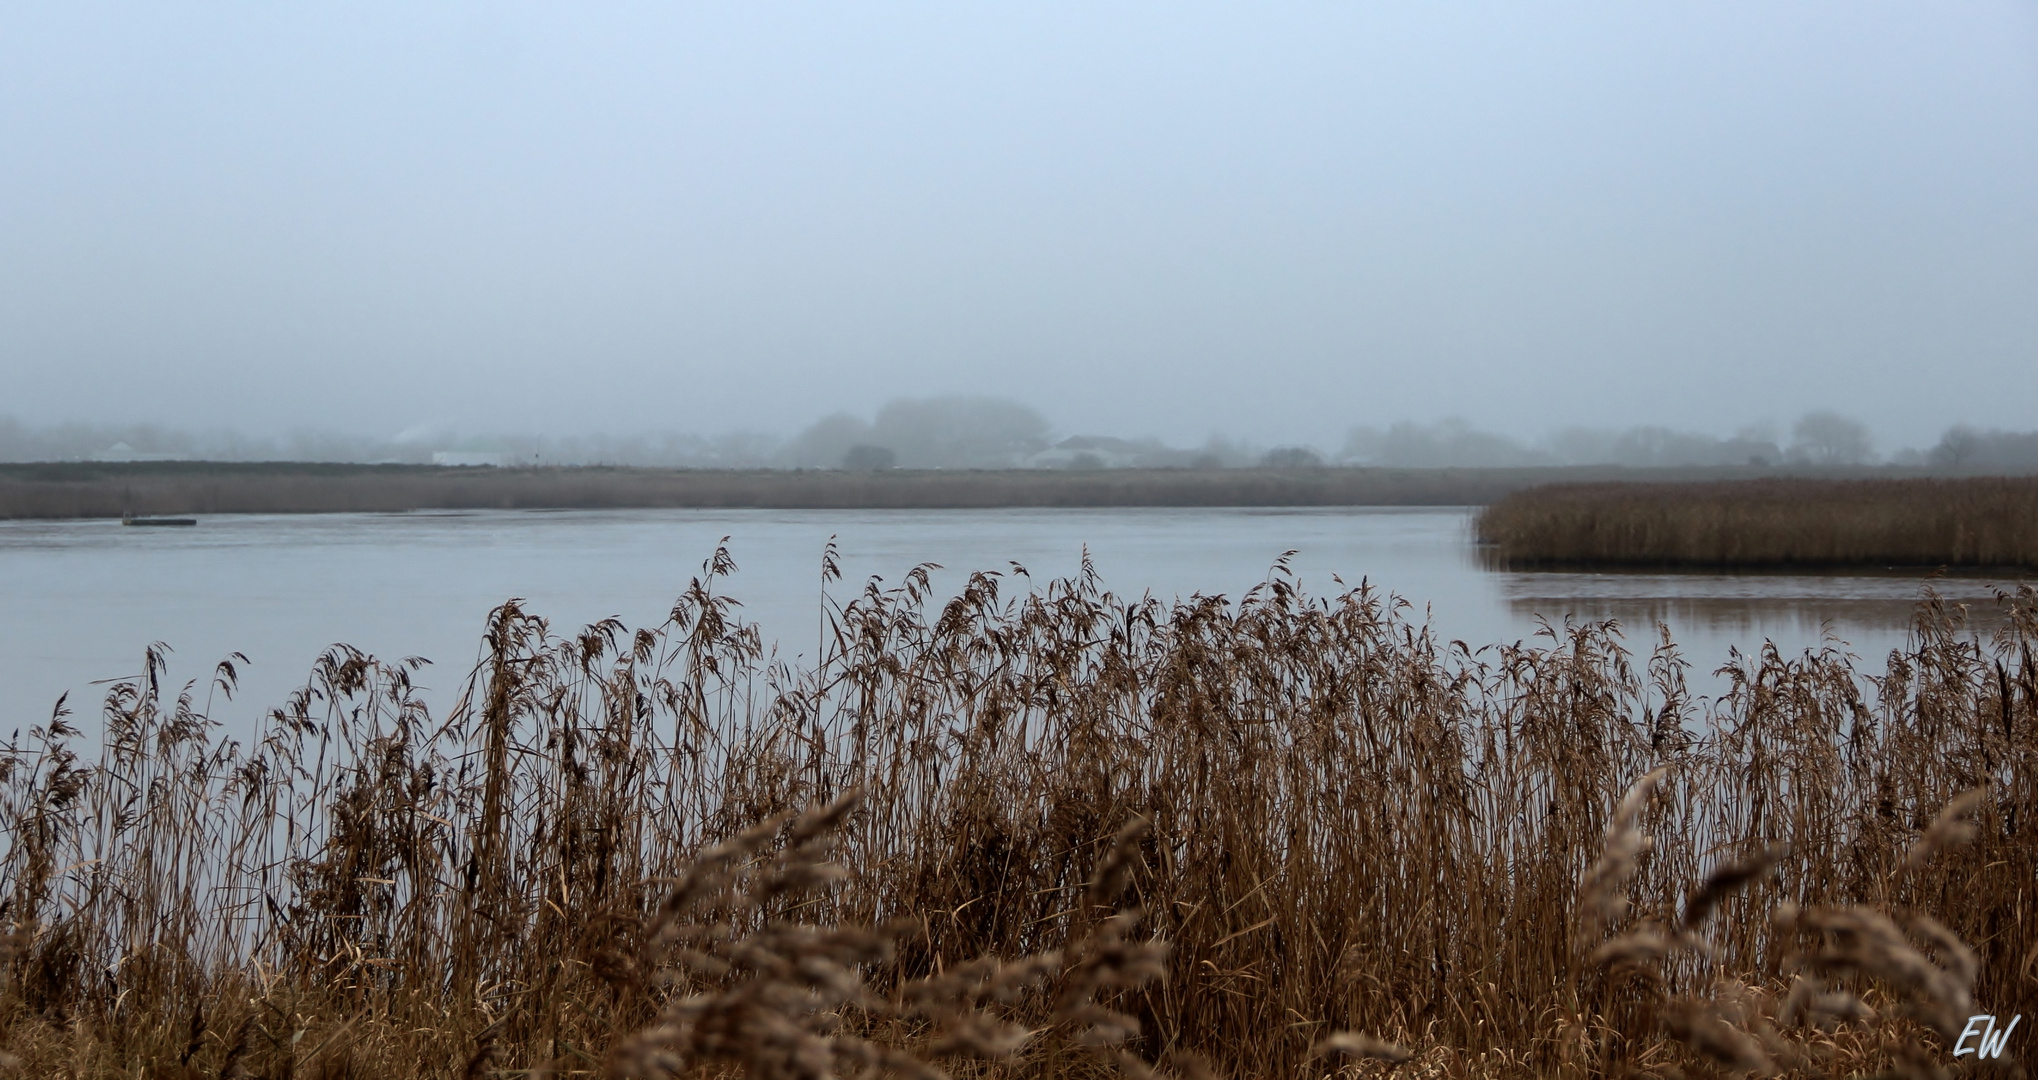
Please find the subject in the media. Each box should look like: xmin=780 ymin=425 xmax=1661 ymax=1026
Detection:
xmin=121 ymin=514 xmax=197 ymax=527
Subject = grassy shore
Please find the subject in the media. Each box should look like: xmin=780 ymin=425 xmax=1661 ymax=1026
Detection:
xmin=1478 ymin=476 xmax=2038 ymax=570
xmin=0 ymin=460 xmax=1942 ymax=518
xmin=0 ymin=556 xmax=2030 ymax=1077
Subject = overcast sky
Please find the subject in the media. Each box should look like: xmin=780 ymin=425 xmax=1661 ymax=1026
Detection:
xmin=2 ymin=2 xmax=2034 ymax=450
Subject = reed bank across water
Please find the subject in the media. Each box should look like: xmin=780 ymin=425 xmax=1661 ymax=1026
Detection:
xmin=0 ymin=461 xmax=1959 ymax=518
xmin=1479 ymin=476 xmax=2038 ymax=571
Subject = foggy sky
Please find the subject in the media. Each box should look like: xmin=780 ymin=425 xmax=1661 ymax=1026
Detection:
xmin=3 ymin=2 xmax=2035 ymax=451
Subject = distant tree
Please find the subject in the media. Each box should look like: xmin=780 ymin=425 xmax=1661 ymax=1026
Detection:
xmin=1931 ymin=425 xmax=1982 ymax=467
xmin=1196 ymin=435 xmax=1252 ymax=468
xmin=1339 ymin=426 xmax=1385 ymax=464
xmin=1924 ymin=425 xmax=2038 ymax=470
xmin=1260 ymin=446 xmax=1323 ymax=469
xmin=869 ymin=396 xmax=1050 ymax=468
xmin=1788 ymin=411 xmax=1874 ymax=466
xmin=1542 ymin=423 xmax=1781 ymax=467
xmin=841 ymin=444 xmax=896 ymax=471
xmin=1724 ymin=422 xmax=1783 ymax=468
xmin=783 ymin=412 xmax=874 ymax=468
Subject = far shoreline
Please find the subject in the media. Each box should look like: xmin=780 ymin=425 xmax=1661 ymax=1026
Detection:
xmin=0 ymin=460 xmax=1989 ymax=521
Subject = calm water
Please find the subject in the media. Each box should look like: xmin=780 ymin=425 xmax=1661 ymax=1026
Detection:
xmin=2 ymin=507 xmax=2026 ymax=735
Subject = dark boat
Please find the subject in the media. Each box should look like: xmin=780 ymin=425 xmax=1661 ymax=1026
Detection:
xmin=122 ymin=515 xmax=197 ymax=527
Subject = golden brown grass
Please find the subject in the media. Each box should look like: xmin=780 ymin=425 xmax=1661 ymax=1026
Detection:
xmin=1 ymin=545 xmax=2034 ymax=1077
xmin=1478 ymin=476 xmax=2038 ymax=569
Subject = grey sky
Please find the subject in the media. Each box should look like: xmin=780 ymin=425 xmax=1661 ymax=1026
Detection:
xmin=3 ymin=2 xmax=2034 ymax=451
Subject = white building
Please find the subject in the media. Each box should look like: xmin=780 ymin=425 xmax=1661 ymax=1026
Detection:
xmin=93 ymin=442 xmax=188 ymax=463
xmin=431 ymin=450 xmax=508 ymax=467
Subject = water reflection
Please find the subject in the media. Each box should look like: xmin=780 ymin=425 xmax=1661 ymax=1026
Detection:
xmin=1498 ymin=570 xmax=2026 ymax=635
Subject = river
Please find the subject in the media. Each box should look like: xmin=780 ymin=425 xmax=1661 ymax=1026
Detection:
xmin=2 ymin=507 xmax=2024 ymax=736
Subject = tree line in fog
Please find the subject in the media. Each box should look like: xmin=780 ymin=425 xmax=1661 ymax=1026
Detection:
xmin=4 ymin=399 xmax=2037 ymax=472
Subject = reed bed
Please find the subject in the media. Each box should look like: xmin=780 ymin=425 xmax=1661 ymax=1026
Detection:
xmin=1 ymin=545 xmax=2035 ymax=1078
xmin=1478 ymin=477 xmax=2038 ymax=570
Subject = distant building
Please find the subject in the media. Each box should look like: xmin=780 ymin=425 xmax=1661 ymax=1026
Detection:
xmin=432 ymin=450 xmax=507 ymax=467
xmin=1027 ymin=436 xmax=1138 ymax=470
xmin=93 ymin=442 xmax=188 ymax=463
xmin=1025 ymin=435 xmax=1207 ymax=470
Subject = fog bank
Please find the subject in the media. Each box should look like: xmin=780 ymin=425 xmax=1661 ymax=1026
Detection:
xmin=4 ymin=4 xmax=2035 ymax=449
xmin=8 ymin=400 xmax=2038 ymax=474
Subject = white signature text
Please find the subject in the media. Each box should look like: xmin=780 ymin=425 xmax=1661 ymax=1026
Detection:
xmin=1954 ymin=1014 xmax=2021 ymax=1060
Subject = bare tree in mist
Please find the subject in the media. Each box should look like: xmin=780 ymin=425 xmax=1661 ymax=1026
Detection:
xmin=1787 ymin=410 xmax=1875 ymax=465
xmin=1928 ymin=425 xmax=2038 ymax=470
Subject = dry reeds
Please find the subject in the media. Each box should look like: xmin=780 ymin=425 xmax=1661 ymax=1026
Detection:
xmin=1479 ymin=476 xmax=2038 ymax=569
xmin=2 ymin=545 xmax=2035 ymax=1077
